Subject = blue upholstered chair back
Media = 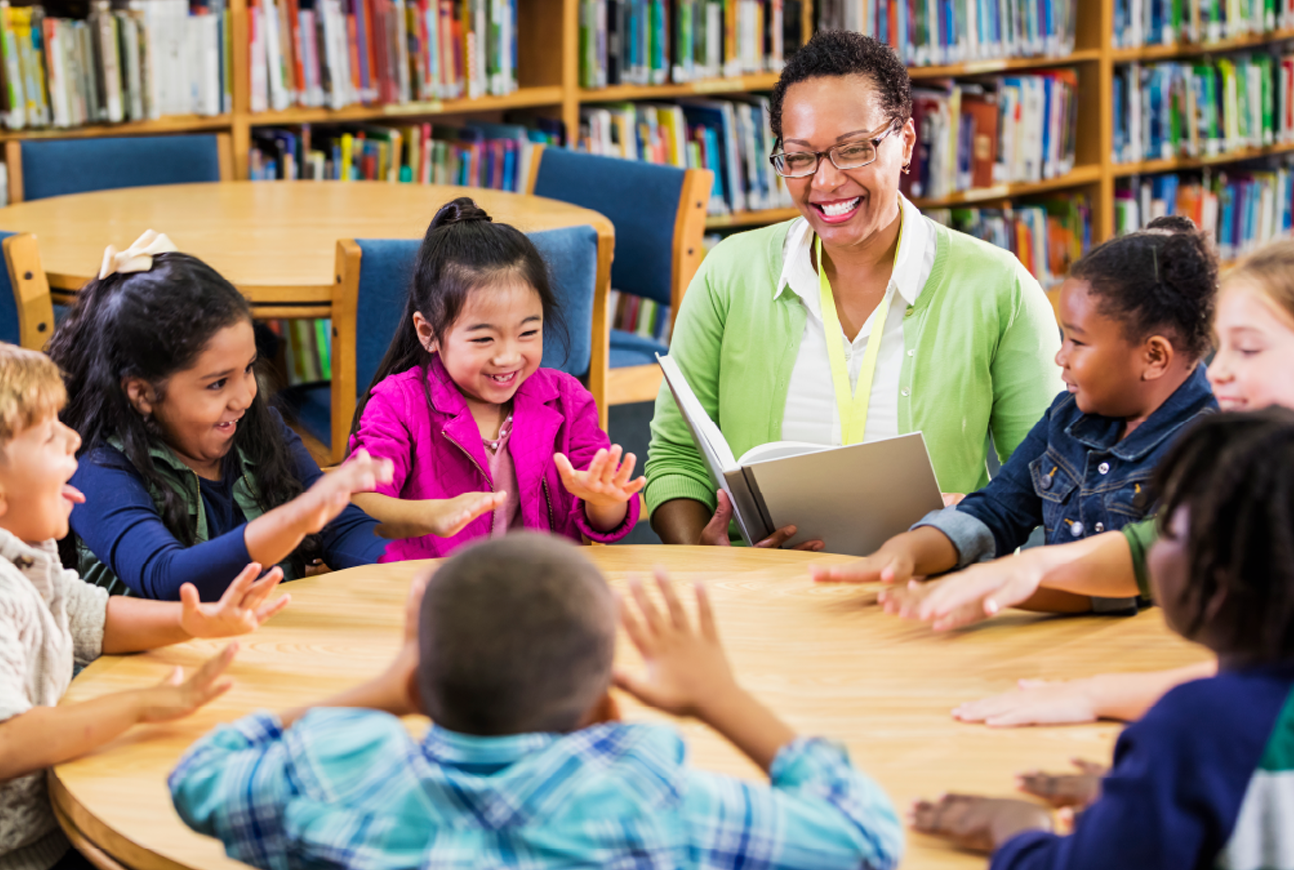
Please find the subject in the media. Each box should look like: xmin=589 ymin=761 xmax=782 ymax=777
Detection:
xmin=533 ymin=149 xmax=685 ymax=307
xmin=353 ymin=224 xmax=599 ymax=395
xmin=0 ymin=230 xmax=19 ymax=345
xmin=21 ymin=134 xmax=223 ymax=201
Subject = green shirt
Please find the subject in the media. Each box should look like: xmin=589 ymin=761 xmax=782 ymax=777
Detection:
xmin=645 ymin=219 xmax=1064 ymax=519
xmin=1122 ymin=517 xmax=1157 ymax=599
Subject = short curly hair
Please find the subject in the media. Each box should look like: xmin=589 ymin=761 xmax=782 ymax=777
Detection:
xmin=770 ymin=30 xmax=913 ymax=143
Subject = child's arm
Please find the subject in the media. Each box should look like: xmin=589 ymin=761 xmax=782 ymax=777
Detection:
xmin=951 ymin=660 xmax=1218 ymax=727
xmin=811 ymin=526 xmax=960 ymax=586
xmin=0 ymin=643 xmax=236 ymax=781
xmin=555 ymin=445 xmax=646 ymax=535
xmin=350 ymin=491 xmax=505 ymax=540
xmin=101 ymin=562 xmax=289 ymax=654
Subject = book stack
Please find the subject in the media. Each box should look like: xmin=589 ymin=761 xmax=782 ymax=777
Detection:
xmin=0 ymin=0 xmax=231 ymax=130
xmin=269 ymin=318 xmax=333 ymax=385
xmin=901 ymin=71 xmax=1079 ymax=202
xmin=577 ymin=0 xmax=806 ymax=88
xmin=608 ymin=290 xmax=672 ymax=345
xmin=817 ymin=0 xmax=1077 ymax=66
xmin=249 ymin=119 xmax=561 ymax=187
xmin=579 ymin=96 xmax=791 ymax=214
xmin=1113 ymin=55 xmax=1294 ymax=163
xmin=248 ymin=0 xmax=517 ymax=112
xmin=1113 ymin=0 xmax=1294 ymax=48
xmin=925 ymin=196 xmax=1091 ymax=287
xmin=1116 ymin=164 xmax=1294 ymax=261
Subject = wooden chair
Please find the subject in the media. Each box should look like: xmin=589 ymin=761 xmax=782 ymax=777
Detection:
xmin=280 ymin=225 xmax=609 ymax=464
xmin=0 ymin=232 xmax=55 ymax=350
xmin=529 ymin=146 xmax=712 ymax=405
xmin=4 ymin=132 xmax=233 ymax=203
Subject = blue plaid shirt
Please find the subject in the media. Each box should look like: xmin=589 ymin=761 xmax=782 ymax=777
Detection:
xmin=169 ymin=709 xmax=902 ymax=870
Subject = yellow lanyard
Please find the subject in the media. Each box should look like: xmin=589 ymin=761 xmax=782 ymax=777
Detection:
xmin=814 ymin=222 xmax=901 ymax=446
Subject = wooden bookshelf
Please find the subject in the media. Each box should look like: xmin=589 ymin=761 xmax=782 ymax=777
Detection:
xmin=1111 ymin=27 xmax=1294 ymax=61
xmin=1112 ymin=141 xmax=1294 ymax=177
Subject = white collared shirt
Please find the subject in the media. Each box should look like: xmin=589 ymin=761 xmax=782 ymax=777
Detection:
xmin=779 ymin=194 xmax=937 ymax=445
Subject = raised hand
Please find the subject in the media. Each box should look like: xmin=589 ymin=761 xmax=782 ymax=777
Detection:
xmin=952 ymin=678 xmax=1099 ymax=728
xmin=136 ymin=643 xmax=238 ymax=723
xmin=1017 ymin=759 xmax=1108 ymax=810
xmin=911 ymin=794 xmax=1053 ymax=852
xmin=698 ymin=489 xmax=824 ymax=550
xmin=293 ymin=449 xmax=394 ymax=535
xmin=179 ymin=563 xmax=289 ymax=638
xmin=555 ymin=444 xmax=646 ymax=507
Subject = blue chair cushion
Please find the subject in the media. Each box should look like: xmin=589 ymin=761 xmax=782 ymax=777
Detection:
xmin=0 ymin=230 xmax=19 ymax=346
xmin=21 ymin=135 xmax=222 ymax=202
xmin=533 ymin=149 xmax=685 ymax=307
xmin=609 ymin=329 xmax=668 ymax=369
xmin=529 ymin=225 xmax=597 ymax=378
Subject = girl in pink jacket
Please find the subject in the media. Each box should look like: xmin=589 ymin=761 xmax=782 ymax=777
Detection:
xmin=348 ymin=197 xmax=643 ymax=561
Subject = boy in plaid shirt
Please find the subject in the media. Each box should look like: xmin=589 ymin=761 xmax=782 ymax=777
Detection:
xmin=170 ymin=534 xmax=903 ymax=869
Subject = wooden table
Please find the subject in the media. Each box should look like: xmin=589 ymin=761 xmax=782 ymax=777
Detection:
xmin=0 ymin=181 xmax=616 ymax=320
xmin=52 ymin=546 xmax=1208 ymax=870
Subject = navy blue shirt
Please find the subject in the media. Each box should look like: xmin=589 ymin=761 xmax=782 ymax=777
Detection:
xmin=994 ymin=665 xmax=1294 ymax=870
xmin=69 ymin=413 xmax=387 ymax=600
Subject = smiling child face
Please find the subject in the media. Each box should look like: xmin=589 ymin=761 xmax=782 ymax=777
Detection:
xmin=1053 ymin=278 xmax=1154 ymax=418
xmin=1209 ymin=281 xmax=1294 ymax=413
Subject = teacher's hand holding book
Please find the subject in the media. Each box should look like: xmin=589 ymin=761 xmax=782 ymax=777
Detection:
xmin=699 ymin=490 xmax=824 ymax=551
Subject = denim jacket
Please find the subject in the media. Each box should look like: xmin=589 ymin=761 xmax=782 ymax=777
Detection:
xmin=916 ymin=364 xmax=1216 ymax=569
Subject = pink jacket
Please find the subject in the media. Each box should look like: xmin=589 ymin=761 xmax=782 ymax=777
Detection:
xmin=349 ymin=356 xmax=639 ymax=560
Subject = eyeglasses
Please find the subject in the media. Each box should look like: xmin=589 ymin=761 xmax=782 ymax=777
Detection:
xmin=769 ymin=121 xmax=902 ymax=179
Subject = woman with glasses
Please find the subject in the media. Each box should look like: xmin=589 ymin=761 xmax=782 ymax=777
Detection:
xmin=645 ymin=29 xmax=1063 ymax=547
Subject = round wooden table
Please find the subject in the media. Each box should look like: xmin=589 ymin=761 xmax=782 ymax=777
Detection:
xmin=0 ymin=181 xmax=615 ymax=318
xmin=52 ymin=546 xmax=1208 ymax=870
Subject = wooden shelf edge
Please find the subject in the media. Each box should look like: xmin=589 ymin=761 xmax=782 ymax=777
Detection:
xmin=1113 ymin=141 xmax=1294 ymax=176
xmin=248 ymin=87 xmax=565 ymax=126
xmin=582 ymin=73 xmax=782 ymax=102
xmin=0 ymin=115 xmax=233 ymax=141
xmin=907 ymin=49 xmax=1102 ymax=79
xmin=705 ymin=207 xmax=799 ymax=229
xmin=1111 ymin=27 xmax=1294 ymax=62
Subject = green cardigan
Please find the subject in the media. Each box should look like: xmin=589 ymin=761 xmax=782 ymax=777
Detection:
xmin=644 ymin=218 xmax=1065 ymax=518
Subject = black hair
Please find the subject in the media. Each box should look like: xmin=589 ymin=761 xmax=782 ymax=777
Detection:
xmin=349 ymin=197 xmax=568 ymax=445
xmin=417 ymin=533 xmax=616 ymax=735
xmin=1070 ymin=215 xmax=1217 ymax=360
xmin=1153 ymin=408 xmax=1294 ymax=661
xmin=770 ymin=30 xmax=913 ymax=143
xmin=48 ymin=253 xmax=317 ymax=570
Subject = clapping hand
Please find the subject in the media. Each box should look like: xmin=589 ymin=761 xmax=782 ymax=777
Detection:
xmin=555 ymin=445 xmax=646 ymax=507
xmin=293 ymin=449 xmax=394 ymax=534
xmin=179 ymin=562 xmax=289 ymax=639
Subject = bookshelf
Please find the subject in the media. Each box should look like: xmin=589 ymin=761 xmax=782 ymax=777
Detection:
xmin=3 ymin=0 xmax=1294 ymax=263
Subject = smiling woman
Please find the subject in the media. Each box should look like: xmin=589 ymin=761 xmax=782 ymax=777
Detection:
xmin=645 ymin=30 xmax=1065 ymax=548
xmin=46 ymin=246 xmax=394 ymax=601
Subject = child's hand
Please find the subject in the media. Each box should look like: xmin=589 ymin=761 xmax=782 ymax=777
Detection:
xmin=179 ymin=563 xmax=289 ymax=638
xmin=811 ymin=546 xmax=917 ymax=585
xmin=613 ymin=571 xmax=737 ymax=719
xmin=373 ymin=574 xmax=427 ymax=717
xmin=952 ymin=678 xmax=1099 ymax=727
xmin=911 ymin=794 xmax=1053 ymax=852
xmin=555 ymin=445 xmax=646 ymax=507
xmin=294 ymin=450 xmax=394 ymax=534
xmin=135 ymin=643 xmax=237 ymax=723
xmin=909 ymin=556 xmax=1048 ymax=628
xmin=412 ymin=492 xmax=506 ymax=539
xmin=1017 ymin=759 xmax=1107 ymax=810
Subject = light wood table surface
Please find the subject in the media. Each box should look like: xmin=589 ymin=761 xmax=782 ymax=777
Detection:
xmin=0 ymin=181 xmax=615 ymax=319
xmin=52 ymin=546 xmax=1209 ymax=870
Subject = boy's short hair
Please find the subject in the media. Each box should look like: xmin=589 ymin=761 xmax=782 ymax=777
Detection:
xmin=0 ymin=343 xmax=65 ymax=452
xmin=417 ymin=534 xmax=616 ymax=735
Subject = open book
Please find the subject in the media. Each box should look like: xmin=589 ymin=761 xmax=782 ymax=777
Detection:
xmin=658 ymin=354 xmax=945 ymax=555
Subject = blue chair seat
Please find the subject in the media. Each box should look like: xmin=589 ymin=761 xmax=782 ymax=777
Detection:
xmin=609 ymin=329 xmax=668 ymax=369
xmin=20 ymin=134 xmax=224 ymax=201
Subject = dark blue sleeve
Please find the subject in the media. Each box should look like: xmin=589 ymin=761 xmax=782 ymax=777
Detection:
xmin=955 ymin=403 xmax=1052 ymax=557
xmin=70 ymin=448 xmax=255 ymax=601
xmin=278 ymin=417 xmax=388 ymax=568
xmin=990 ymin=672 xmax=1289 ymax=870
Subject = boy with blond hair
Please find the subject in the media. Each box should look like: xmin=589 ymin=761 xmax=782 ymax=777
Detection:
xmin=170 ymin=533 xmax=903 ymax=870
xmin=0 ymin=343 xmax=289 ymax=870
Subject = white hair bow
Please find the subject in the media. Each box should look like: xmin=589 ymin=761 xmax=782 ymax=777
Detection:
xmin=98 ymin=229 xmax=178 ymax=280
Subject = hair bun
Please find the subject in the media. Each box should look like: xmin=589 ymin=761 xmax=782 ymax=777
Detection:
xmin=432 ymin=197 xmax=493 ymax=228
xmin=1145 ymin=214 xmax=1197 ymax=234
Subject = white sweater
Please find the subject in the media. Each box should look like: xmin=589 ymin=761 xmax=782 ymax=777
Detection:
xmin=0 ymin=529 xmax=107 ymax=870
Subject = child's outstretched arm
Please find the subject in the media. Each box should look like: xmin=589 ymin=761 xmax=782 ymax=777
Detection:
xmin=810 ymin=526 xmax=959 ymax=587
xmin=0 ymin=643 xmax=236 ymax=781
xmin=101 ymin=562 xmax=289 ymax=654
xmin=555 ymin=444 xmax=646 ymax=534
xmin=351 ymin=491 xmax=505 ymax=540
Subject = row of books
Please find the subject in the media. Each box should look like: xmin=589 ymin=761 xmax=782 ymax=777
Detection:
xmin=577 ymin=0 xmax=806 ymax=88
xmin=608 ymin=290 xmax=673 ymax=344
xmin=248 ymin=118 xmax=561 ymax=187
xmin=1113 ymin=0 xmax=1294 ymax=48
xmin=0 ymin=0 xmax=230 ymax=130
xmin=579 ymin=96 xmax=791 ymax=214
xmin=250 ymin=0 xmax=517 ymax=113
xmin=1113 ymin=54 xmax=1294 ymax=164
xmin=925 ymin=198 xmax=1091 ymax=287
xmin=268 ymin=319 xmax=333 ymax=385
xmin=817 ymin=0 xmax=1077 ymax=67
xmin=1115 ymin=165 xmax=1294 ymax=261
xmin=901 ymin=71 xmax=1078 ymax=202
